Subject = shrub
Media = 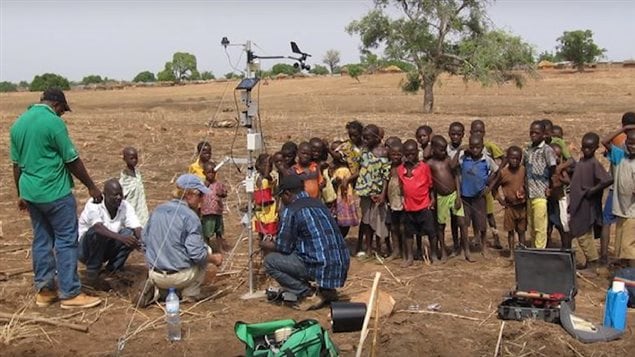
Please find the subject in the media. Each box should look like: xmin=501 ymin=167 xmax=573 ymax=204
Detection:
xmin=30 ymin=73 xmax=70 ymax=91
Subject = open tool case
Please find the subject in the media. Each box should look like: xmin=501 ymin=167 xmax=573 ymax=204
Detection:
xmin=498 ymin=247 xmax=577 ymax=323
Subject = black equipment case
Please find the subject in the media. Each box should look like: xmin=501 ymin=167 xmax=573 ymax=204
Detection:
xmin=498 ymin=247 xmax=577 ymax=323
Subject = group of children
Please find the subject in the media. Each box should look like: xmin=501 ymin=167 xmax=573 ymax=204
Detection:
xmin=185 ymin=112 xmax=635 ymax=274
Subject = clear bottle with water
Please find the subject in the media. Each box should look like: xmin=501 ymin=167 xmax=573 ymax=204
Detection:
xmin=165 ymin=288 xmax=181 ymax=341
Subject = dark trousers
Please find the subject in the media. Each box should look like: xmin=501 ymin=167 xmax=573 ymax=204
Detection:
xmin=264 ymin=252 xmax=311 ymax=297
xmin=78 ymin=227 xmax=133 ymax=277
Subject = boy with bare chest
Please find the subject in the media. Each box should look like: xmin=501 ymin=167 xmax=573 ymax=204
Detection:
xmin=428 ymin=136 xmax=472 ymax=262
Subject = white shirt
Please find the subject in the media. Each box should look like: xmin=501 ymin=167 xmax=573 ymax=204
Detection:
xmin=78 ymin=198 xmax=141 ymax=240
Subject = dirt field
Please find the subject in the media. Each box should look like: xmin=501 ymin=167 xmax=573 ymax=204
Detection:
xmin=1 ymin=69 xmax=634 ymax=356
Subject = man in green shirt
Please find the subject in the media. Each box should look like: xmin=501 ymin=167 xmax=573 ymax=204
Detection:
xmin=10 ymin=88 xmax=102 ymax=309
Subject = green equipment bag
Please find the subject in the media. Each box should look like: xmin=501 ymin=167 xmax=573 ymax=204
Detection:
xmin=234 ymin=319 xmax=339 ymax=357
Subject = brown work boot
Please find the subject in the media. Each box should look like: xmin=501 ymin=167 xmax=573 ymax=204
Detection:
xmin=60 ymin=293 xmax=102 ymax=309
xmin=35 ymin=288 xmax=59 ymax=307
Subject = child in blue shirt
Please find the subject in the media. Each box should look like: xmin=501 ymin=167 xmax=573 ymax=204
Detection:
xmin=457 ymin=135 xmax=499 ymax=255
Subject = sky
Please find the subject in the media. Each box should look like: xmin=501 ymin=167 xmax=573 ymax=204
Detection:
xmin=1 ymin=0 xmax=634 ymax=83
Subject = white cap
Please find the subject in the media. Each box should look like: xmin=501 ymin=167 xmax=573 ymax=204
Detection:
xmin=612 ymin=280 xmax=626 ymax=292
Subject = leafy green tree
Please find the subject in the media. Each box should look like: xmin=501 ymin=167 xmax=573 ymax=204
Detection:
xmin=347 ymin=0 xmax=535 ymax=113
xmin=200 ymin=71 xmax=215 ymax=80
xmin=556 ymin=30 xmax=605 ymax=71
xmin=18 ymin=80 xmax=29 ymax=89
xmin=322 ymin=49 xmax=341 ymax=74
xmin=360 ymin=51 xmax=380 ymax=73
xmin=133 ymin=71 xmax=156 ymax=83
xmin=310 ymin=65 xmax=330 ymax=75
xmin=0 ymin=81 xmax=18 ymax=92
xmin=81 ymin=75 xmax=104 ymax=85
xmin=271 ymin=63 xmax=299 ymax=76
xmin=30 ymin=73 xmax=70 ymax=91
xmin=346 ymin=64 xmax=364 ymax=82
xmin=225 ymin=72 xmax=237 ymax=79
xmin=172 ymin=52 xmax=198 ymax=80
xmin=157 ymin=62 xmax=176 ymax=82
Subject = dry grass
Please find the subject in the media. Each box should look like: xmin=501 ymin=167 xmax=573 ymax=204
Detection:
xmin=0 ymin=68 xmax=634 ymax=355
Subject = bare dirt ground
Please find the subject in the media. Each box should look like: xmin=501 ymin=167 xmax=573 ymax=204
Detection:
xmin=1 ymin=69 xmax=634 ymax=356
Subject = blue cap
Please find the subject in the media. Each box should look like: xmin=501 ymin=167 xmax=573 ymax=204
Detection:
xmin=175 ymin=174 xmax=210 ymax=194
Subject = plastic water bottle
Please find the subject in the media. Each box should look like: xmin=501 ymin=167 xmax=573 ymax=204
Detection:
xmin=603 ymin=280 xmax=628 ymax=331
xmin=165 ymin=288 xmax=181 ymax=341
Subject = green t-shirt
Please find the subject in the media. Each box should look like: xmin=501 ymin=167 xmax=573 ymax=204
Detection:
xmin=10 ymin=104 xmax=79 ymax=203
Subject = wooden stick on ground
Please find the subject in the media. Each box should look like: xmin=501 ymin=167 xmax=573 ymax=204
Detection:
xmin=374 ymin=253 xmax=402 ymax=284
xmin=0 ymin=311 xmax=89 ymax=333
xmin=494 ymin=321 xmax=505 ymax=357
xmin=355 ymin=272 xmax=381 ymax=357
xmin=560 ymin=337 xmax=586 ymax=357
xmin=575 ymin=272 xmax=603 ymax=291
xmin=0 ymin=267 xmax=33 ymax=281
xmin=0 ymin=246 xmax=30 ymax=254
xmin=396 ymin=309 xmax=480 ymax=321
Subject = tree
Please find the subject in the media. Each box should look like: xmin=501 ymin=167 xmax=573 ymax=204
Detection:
xmin=346 ymin=64 xmax=364 ymax=82
xmin=556 ymin=30 xmax=605 ymax=71
xmin=225 ymin=72 xmax=237 ymax=79
xmin=81 ymin=75 xmax=104 ymax=85
xmin=322 ymin=49 xmax=341 ymax=74
xmin=271 ymin=63 xmax=299 ymax=76
xmin=200 ymin=71 xmax=215 ymax=80
xmin=133 ymin=71 xmax=156 ymax=83
xmin=30 ymin=73 xmax=70 ymax=91
xmin=171 ymin=52 xmax=198 ymax=80
xmin=157 ymin=62 xmax=176 ymax=82
xmin=310 ymin=64 xmax=330 ymax=76
xmin=18 ymin=80 xmax=29 ymax=89
xmin=347 ymin=0 xmax=535 ymax=113
xmin=0 ymin=81 xmax=18 ymax=92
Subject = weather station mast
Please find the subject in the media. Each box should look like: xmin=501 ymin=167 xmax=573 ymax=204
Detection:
xmin=220 ymin=37 xmax=311 ymax=299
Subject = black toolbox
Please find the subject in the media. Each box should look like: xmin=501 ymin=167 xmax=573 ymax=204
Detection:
xmin=498 ymin=247 xmax=577 ymax=323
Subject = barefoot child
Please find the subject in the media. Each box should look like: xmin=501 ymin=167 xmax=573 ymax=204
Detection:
xmin=386 ymin=140 xmax=404 ymax=260
xmin=398 ymin=139 xmax=437 ymax=266
xmin=490 ymin=146 xmax=527 ymax=257
xmin=428 ymin=136 xmax=471 ymax=261
xmin=329 ymin=141 xmax=359 ymax=237
xmin=189 ymin=141 xmax=212 ymax=180
xmin=568 ymin=133 xmax=612 ymax=274
xmin=547 ymin=143 xmax=572 ymax=249
xmin=447 ymin=121 xmax=465 ymax=251
xmin=201 ymin=161 xmax=228 ymax=253
xmin=458 ymin=135 xmax=499 ymax=255
xmin=470 ymin=119 xmax=504 ymax=249
xmin=253 ymin=154 xmax=278 ymax=240
xmin=352 ymin=124 xmax=390 ymax=258
xmin=525 ymin=121 xmax=557 ymax=248
xmin=119 ymin=146 xmax=149 ymax=225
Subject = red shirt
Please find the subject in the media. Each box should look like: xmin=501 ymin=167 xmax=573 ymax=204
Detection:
xmin=397 ymin=162 xmax=433 ymax=211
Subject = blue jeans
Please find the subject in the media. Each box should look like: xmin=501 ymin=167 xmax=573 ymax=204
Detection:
xmin=264 ymin=252 xmax=311 ymax=297
xmin=26 ymin=194 xmax=81 ymax=299
xmin=78 ymin=227 xmax=133 ymax=277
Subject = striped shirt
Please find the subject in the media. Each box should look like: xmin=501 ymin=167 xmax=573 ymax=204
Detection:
xmin=276 ymin=191 xmax=350 ymax=289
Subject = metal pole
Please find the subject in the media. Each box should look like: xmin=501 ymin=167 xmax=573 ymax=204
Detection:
xmin=241 ymin=40 xmax=265 ymax=299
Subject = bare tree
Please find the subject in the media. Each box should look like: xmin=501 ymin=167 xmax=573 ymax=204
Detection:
xmin=322 ymin=49 xmax=341 ymax=74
